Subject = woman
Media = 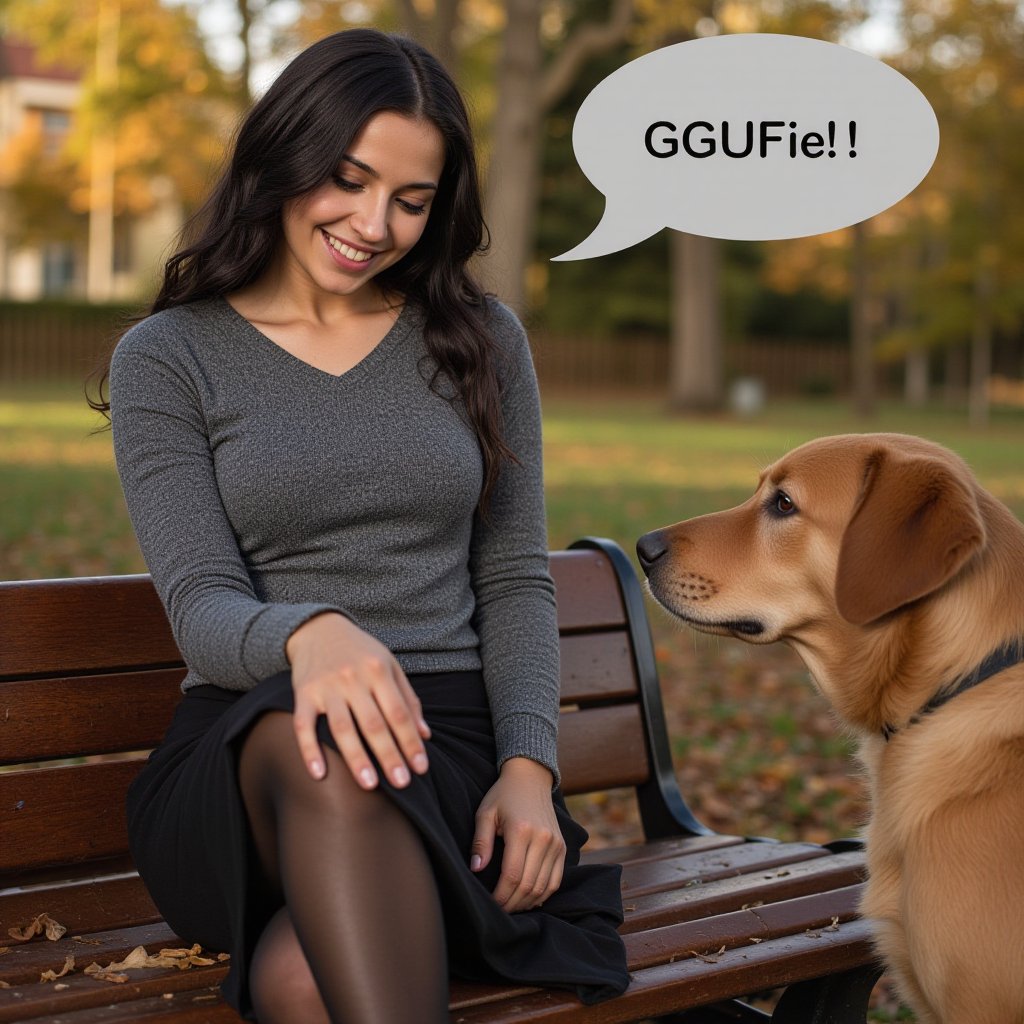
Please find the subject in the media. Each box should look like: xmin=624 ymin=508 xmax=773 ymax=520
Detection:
xmin=93 ymin=27 xmax=629 ymax=1024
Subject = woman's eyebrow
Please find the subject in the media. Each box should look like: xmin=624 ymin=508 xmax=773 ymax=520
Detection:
xmin=341 ymin=153 xmax=438 ymax=190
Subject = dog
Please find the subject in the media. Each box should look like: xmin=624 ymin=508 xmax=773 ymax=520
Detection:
xmin=637 ymin=433 xmax=1024 ymax=1024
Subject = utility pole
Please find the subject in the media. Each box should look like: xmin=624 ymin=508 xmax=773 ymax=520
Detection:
xmin=86 ymin=0 xmax=119 ymax=302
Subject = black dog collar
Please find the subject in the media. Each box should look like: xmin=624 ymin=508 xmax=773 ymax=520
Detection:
xmin=881 ymin=641 xmax=1024 ymax=742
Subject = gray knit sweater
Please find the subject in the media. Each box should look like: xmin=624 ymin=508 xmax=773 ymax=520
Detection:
xmin=108 ymin=295 xmax=561 ymax=782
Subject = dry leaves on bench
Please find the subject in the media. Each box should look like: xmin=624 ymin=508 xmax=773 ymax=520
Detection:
xmin=8 ymin=913 xmax=66 ymax=942
xmin=84 ymin=944 xmax=228 ymax=984
xmin=41 ymin=955 xmax=75 ymax=983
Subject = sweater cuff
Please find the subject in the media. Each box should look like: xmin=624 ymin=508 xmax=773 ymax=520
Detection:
xmin=495 ymin=712 xmax=561 ymax=790
xmin=241 ymin=602 xmax=349 ymax=684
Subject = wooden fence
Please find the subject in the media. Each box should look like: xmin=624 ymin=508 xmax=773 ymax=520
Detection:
xmin=531 ymin=332 xmax=852 ymax=396
xmin=0 ymin=302 xmax=852 ymax=397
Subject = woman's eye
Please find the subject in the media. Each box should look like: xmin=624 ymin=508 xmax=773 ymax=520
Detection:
xmin=332 ymin=176 xmax=361 ymax=192
xmin=775 ymin=491 xmax=796 ymax=515
xmin=398 ymin=199 xmax=427 ymax=216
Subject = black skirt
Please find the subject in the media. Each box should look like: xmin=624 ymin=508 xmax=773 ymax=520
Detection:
xmin=125 ymin=669 xmax=630 ymax=1020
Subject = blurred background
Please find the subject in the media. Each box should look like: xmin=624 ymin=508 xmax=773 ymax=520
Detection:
xmin=3 ymin=4 xmax=1022 ymax=1015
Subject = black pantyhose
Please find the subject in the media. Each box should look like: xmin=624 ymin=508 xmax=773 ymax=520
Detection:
xmin=238 ymin=711 xmax=449 ymax=1024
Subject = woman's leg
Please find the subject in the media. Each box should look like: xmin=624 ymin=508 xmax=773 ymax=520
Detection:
xmin=238 ymin=710 xmax=449 ymax=1024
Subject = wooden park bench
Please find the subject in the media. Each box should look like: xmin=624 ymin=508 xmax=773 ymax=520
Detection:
xmin=0 ymin=537 xmax=882 ymax=1023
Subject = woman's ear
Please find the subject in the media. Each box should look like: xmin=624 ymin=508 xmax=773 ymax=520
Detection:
xmin=835 ymin=448 xmax=986 ymax=625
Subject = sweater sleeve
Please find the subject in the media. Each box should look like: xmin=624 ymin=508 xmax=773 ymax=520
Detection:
xmin=468 ymin=300 xmax=561 ymax=787
xmin=108 ymin=315 xmax=349 ymax=691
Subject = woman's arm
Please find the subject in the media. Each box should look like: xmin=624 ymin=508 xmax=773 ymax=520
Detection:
xmin=466 ymin=299 xmax=565 ymax=911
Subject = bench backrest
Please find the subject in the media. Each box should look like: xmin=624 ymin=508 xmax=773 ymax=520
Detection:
xmin=0 ymin=537 xmax=706 ymax=893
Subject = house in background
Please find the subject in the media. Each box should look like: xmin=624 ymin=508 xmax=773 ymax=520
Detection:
xmin=0 ymin=36 xmax=181 ymax=302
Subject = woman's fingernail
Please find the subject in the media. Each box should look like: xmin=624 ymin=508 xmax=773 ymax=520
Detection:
xmin=470 ymin=854 xmax=482 ymax=871
xmin=359 ymin=767 xmax=377 ymax=788
xmin=420 ymin=718 xmax=431 ymax=736
xmin=392 ymin=765 xmax=411 ymax=787
xmin=412 ymin=753 xmax=429 ymax=773
xmin=310 ymin=760 xmax=325 ymax=779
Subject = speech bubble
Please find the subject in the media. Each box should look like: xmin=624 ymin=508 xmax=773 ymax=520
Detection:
xmin=552 ymin=34 xmax=939 ymax=260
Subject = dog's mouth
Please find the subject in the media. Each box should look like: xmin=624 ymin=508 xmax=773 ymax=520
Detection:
xmin=644 ymin=583 xmax=767 ymax=638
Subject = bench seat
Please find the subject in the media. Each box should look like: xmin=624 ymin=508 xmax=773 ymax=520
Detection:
xmin=0 ymin=538 xmax=881 ymax=1023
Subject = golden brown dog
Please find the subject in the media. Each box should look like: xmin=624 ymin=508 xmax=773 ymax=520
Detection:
xmin=637 ymin=433 xmax=1024 ymax=1024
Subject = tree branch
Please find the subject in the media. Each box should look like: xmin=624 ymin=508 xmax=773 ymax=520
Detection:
xmin=395 ymin=0 xmax=425 ymax=41
xmin=540 ymin=0 xmax=634 ymax=112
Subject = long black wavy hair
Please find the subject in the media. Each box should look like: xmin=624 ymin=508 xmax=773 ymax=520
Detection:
xmin=86 ymin=28 xmax=516 ymax=513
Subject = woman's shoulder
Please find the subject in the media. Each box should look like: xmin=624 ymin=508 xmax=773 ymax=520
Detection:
xmin=112 ymin=298 xmax=228 ymax=368
xmin=480 ymin=294 xmax=529 ymax=352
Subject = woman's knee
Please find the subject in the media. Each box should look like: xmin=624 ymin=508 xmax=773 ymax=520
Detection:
xmin=249 ymin=908 xmax=329 ymax=1024
xmin=238 ymin=709 xmax=398 ymax=826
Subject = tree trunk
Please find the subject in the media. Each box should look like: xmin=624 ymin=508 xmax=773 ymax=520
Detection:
xmin=480 ymin=0 xmax=542 ymax=313
xmin=480 ymin=0 xmax=633 ymax=312
xmin=234 ymin=0 xmax=254 ymax=105
xmin=905 ymin=349 xmax=929 ymax=406
xmin=944 ymin=345 xmax=968 ymax=406
xmin=668 ymin=231 xmax=722 ymax=411
xmin=968 ymin=251 xmax=995 ymax=427
xmin=850 ymin=220 xmax=875 ymax=416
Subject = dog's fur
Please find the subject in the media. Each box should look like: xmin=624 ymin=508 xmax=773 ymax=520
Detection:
xmin=637 ymin=433 xmax=1024 ymax=1024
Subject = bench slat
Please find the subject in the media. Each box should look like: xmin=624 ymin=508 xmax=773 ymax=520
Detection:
xmin=556 ymin=706 xmax=648 ymax=796
xmin=548 ymin=550 xmax=626 ymax=633
xmin=0 ymin=550 xmax=626 ymax=682
xmin=0 ymin=631 xmax=634 ymax=767
xmin=0 ymin=874 xmax=160 ymax=937
xmin=0 ymin=670 xmax=185 ymax=766
xmin=619 ymin=841 xmax=828 ymax=899
xmin=558 ymin=632 xmax=637 ymax=705
xmin=5 ymin=991 xmax=238 ymax=1024
xmin=449 ymin=919 xmax=877 ymax=1022
xmin=0 ymin=761 xmax=143 ymax=875
xmin=620 ymin=850 xmax=867 ymax=933
xmin=0 ymin=576 xmax=179 ymax=679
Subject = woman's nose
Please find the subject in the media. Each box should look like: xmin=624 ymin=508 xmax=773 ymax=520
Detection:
xmin=350 ymin=196 xmax=388 ymax=243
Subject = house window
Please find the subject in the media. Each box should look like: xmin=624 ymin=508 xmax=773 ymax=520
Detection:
xmin=42 ymin=242 xmax=76 ymax=295
xmin=37 ymin=108 xmax=72 ymax=158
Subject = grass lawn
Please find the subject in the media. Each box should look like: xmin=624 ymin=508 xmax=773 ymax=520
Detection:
xmin=9 ymin=380 xmax=1013 ymax=1018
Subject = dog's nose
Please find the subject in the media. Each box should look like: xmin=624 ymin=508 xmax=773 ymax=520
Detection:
xmin=636 ymin=531 xmax=668 ymax=576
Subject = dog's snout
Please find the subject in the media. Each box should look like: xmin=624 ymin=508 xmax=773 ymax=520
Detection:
xmin=636 ymin=531 xmax=668 ymax=575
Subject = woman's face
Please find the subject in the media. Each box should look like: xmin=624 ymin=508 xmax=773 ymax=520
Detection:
xmin=277 ymin=111 xmax=445 ymax=303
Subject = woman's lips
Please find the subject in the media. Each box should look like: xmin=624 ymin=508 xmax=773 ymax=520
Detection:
xmin=321 ymin=229 xmax=380 ymax=268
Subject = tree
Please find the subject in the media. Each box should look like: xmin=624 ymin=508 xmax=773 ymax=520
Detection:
xmin=2 ymin=0 xmax=231 ymax=231
xmin=480 ymin=0 xmax=633 ymax=315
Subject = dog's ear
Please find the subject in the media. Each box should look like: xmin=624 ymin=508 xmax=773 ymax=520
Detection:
xmin=835 ymin=448 xmax=986 ymax=625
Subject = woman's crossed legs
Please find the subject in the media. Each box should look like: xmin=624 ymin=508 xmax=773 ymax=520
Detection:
xmin=237 ymin=710 xmax=450 ymax=1024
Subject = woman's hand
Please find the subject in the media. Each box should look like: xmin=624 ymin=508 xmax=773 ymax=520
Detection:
xmin=285 ymin=612 xmax=431 ymax=788
xmin=470 ymin=757 xmax=566 ymax=912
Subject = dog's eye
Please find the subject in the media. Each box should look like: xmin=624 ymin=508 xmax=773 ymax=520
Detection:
xmin=773 ymin=491 xmax=797 ymax=515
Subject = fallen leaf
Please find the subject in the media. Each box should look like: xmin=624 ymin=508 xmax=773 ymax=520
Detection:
xmin=750 ymin=937 xmax=763 ymax=944
xmin=741 ymin=901 xmax=764 ymax=910
xmin=0 ymin=981 xmax=9 ymax=989
xmin=216 ymin=953 xmax=230 ymax=962
xmin=8 ymin=913 xmax=67 ymax=943
xmin=84 ymin=961 xmax=129 ymax=983
xmin=0 ymin=947 xmax=9 ymax=955
xmin=687 ymin=945 xmax=727 ymax=964
xmin=107 ymin=946 xmax=149 ymax=972
xmin=825 ymin=916 xmax=840 ymax=932
xmin=40 ymin=955 xmax=75 ymax=982
xmin=71 ymin=936 xmax=103 ymax=946
xmin=54 ymin=983 xmax=70 ymax=991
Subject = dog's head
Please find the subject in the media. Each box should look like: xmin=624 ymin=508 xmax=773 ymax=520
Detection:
xmin=638 ymin=433 xmax=988 ymax=647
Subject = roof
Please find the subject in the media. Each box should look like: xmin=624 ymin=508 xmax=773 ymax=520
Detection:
xmin=0 ymin=38 xmax=79 ymax=83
